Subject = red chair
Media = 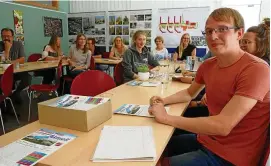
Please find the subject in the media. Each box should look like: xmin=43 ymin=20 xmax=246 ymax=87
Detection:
xmin=71 ymin=70 xmax=116 ymax=96
xmin=27 ymin=53 xmax=42 ymax=62
xmin=28 ymin=60 xmax=63 ymax=121
xmin=62 ymin=56 xmax=95 ymax=95
xmin=0 ymin=64 xmax=20 ymax=134
xmin=114 ymin=62 xmax=124 ymax=86
xmin=102 ymin=52 xmax=110 ymax=59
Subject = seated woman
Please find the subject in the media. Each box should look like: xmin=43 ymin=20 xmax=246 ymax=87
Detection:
xmin=173 ymin=33 xmax=196 ymax=61
xmin=122 ymin=30 xmax=160 ymax=82
xmin=68 ymin=34 xmax=91 ymax=78
xmin=109 ymin=36 xmax=127 ymax=60
xmin=38 ymin=35 xmax=63 ymax=84
xmin=240 ymin=21 xmax=270 ymax=65
xmin=152 ymin=36 xmax=169 ymax=60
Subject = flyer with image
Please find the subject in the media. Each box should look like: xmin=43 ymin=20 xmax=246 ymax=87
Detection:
xmin=114 ymin=104 xmax=169 ymax=117
xmin=0 ymin=128 xmax=76 ymax=166
xmin=49 ymin=94 xmax=109 ymax=111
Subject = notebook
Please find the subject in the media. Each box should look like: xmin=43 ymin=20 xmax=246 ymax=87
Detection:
xmin=114 ymin=104 xmax=170 ymax=117
xmin=127 ymin=81 xmax=161 ymax=87
xmin=92 ymin=126 xmax=156 ymax=162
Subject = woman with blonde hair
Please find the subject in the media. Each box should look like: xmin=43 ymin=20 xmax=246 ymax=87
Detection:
xmin=122 ymin=30 xmax=159 ymax=82
xmin=152 ymin=36 xmax=169 ymax=60
xmin=173 ymin=33 xmax=196 ymax=61
xmin=38 ymin=35 xmax=64 ymax=84
xmin=109 ymin=36 xmax=127 ymax=60
xmin=68 ymin=33 xmax=91 ymax=78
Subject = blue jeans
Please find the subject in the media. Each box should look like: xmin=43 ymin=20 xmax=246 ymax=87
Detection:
xmin=166 ymin=134 xmax=233 ymax=166
xmin=69 ymin=69 xmax=85 ymax=78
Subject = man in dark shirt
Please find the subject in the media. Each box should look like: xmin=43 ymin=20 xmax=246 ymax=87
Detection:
xmin=0 ymin=28 xmax=30 ymax=103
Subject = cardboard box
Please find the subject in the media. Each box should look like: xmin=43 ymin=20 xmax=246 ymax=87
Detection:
xmin=38 ymin=95 xmax=112 ymax=132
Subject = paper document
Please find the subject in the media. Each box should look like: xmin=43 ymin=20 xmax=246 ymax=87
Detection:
xmin=114 ymin=104 xmax=169 ymax=117
xmin=92 ymin=126 xmax=156 ymax=162
xmin=48 ymin=94 xmax=109 ymax=111
xmin=127 ymin=81 xmax=161 ymax=87
xmin=0 ymin=128 xmax=76 ymax=166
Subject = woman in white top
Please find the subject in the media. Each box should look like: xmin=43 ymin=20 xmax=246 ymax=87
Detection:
xmin=152 ymin=36 xmax=169 ymax=61
xmin=38 ymin=35 xmax=64 ymax=84
xmin=109 ymin=36 xmax=128 ymax=60
xmin=68 ymin=33 xmax=91 ymax=78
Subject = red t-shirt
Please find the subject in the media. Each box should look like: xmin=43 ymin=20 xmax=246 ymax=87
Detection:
xmin=195 ymin=53 xmax=270 ymax=166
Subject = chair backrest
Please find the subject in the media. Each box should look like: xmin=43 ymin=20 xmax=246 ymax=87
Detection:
xmin=102 ymin=52 xmax=110 ymax=58
xmin=54 ymin=60 xmax=63 ymax=88
xmin=89 ymin=56 xmax=96 ymax=70
xmin=28 ymin=53 xmax=42 ymax=62
xmin=1 ymin=64 xmax=14 ymax=97
xmin=71 ymin=70 xmax=116 ymax=96
xmin=114 ymin=62 xmax=124 ymax=86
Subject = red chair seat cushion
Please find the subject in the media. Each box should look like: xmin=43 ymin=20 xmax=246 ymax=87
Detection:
xmin=29 ymin=84 xmax=58 ymax=92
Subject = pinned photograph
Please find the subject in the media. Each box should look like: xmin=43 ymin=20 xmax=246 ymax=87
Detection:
xmin=123 ymin=26 xmax=129 ymax=35
xmin=116 ymin=26 xmax=122 ymax=35
xmin=144 ymin=22 xmax=152 ymax=29
xmin=130 ymin=15 xmax=137 ymax=21
xmin=137 ymin=15 xmax=144 ymax=21
xmin=116 ymin=16 xmax=122 ymax=25
xmin=122 ymin=36 xmax=129 ymax=45
xmin=95 ymin=28 xmax=105 ymax=35
xmin=44 ymin=17 xmax=63 ymax=37
xmin=109 ymin=26 xmax=115 ymax=35
xmin=16 ymin=35 xmax=24 ymax=45
xmin=83 ymin=17 xmax=95 ymax=35
xmin=145 ymin=14 xmax=152 ymax=21
xmin=95 ymin=16 xmax=105 ymax=24
xmin=109 ymin=16 xmax=115 ymax=25
xmin=146 ymin=38 xmax=151 ymax=46
xmin=130 ymin=22 xmax=137 ymax=29
xmin=144 ymin=30 xmax=151 ymax=37
xmin=68 ymin=17 xmax=82 ymax=35
xmin=13 ymin=10 xmax=24 ymax=35
xmin=123 ymin=16 xmax=129 ymax=25
xmin=109 ymin=36 xmax=115 ymax=45
xmin=95 ymin=37 xmax=106 ymax=45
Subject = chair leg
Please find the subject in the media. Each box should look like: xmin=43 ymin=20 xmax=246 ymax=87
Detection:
xmin=28 ymin=91 xmax=33 ymax=122
xmin=62 ymin=80 xmax=66 ymax=95
xmin=0 ymin=108 xmax=5 ymax=134
xmin=3 ymin=99 xmax=6 ymax=108
xmin=6 ymin=97 xmax=20 ymax=125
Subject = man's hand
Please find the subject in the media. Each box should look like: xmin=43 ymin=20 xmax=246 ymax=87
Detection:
xmin=4 ymin=40 xmax=12 ymax=51
xmin=201 ymin=93 xmax=207 ymax=106
xmin=148 ymin=103 xmax=168 ymax=124
xmin=150 ymin=96 xmax=164 ymax=106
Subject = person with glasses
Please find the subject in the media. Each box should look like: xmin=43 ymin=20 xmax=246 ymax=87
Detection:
xmin=173 ymin=33 xmax=196 ymax=61
xmin=149 ymin=8 xmax=269 ymax=166
xmin=240 ymin=21 xmax=270 ymax=65
xmin=152 ymin=36 xmax=169 ymax=61
xmin=0 ymin=28 xmax=30 ymax=104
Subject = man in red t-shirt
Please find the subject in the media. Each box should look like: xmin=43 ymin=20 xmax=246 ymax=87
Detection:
xmin=149 ymin=8 xmax=270 ymax=166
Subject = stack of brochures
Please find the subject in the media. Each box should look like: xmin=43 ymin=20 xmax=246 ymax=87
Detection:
xmin=48 ymin=94 xmax=109 ymax=111
xmin=114 ymin=104 xmax=170 ymax=117
xmin=92 ymin=126 xmax=156 ymax=162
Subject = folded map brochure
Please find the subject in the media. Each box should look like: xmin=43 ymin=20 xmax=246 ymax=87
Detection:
xmin=92 ymin=126 xmax=156 ymax=162
xmin=0 ymin=128 xmax=76 ymax=166
xmin=114 ymin=104 xmax=169 ymax=117
xmin=127 ymin=81 xmax=161 ymax=87
xmin=49 ymin=94 xmax=109 ymax=111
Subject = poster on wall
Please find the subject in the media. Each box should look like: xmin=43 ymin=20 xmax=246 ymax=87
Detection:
xmin=43 ymin=17 xmax=63 ymax=37
xmin=13 ymin=10 xmax=24 ymax=35
xmin=108 ymin=10 xmax=152 ymax=50
xmin=68 ymin=12 xmax=106 ymax=47
xmin=16 ymin=35 xmax=24 ymax=45
xmin=157 ymin=7 xmax=209 ymax=48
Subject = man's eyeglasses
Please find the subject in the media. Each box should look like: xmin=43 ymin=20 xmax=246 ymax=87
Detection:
xmin=1 ymin=35 xmax=13 ymax=38
xmin=202 ymin=26 xmax=240 ymax=36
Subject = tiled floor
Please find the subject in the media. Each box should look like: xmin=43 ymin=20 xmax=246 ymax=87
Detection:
xmin=0 ymin=90 xmax=57 ymax=136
